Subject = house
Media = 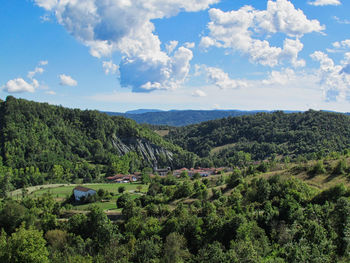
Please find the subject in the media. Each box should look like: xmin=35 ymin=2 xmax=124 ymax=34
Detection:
xmin=107 ymin=173 xmax=140 ymax=183
xmin=73 ymin=186 xmax=97 ymax=201
xmin=154 ymin=167 xmax=171 ymax=177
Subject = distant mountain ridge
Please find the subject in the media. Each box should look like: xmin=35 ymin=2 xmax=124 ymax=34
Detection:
xmin=104 ymin=109 xmax=299 ymax=126
xmin=125 ymin=109 xmax=164 ymax=114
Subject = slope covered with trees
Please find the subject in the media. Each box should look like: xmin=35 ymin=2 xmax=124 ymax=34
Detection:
xmin=1 ymin=158 xmax=350 ymax=262
xmin=166 ymin=110 xmax=350 ymax=165
xmin=0 ymin=96 xmax=196 ymax=188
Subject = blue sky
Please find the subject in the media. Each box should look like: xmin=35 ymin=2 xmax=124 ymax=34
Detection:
xmin=1 ymin=0 xmax=350 ymax=112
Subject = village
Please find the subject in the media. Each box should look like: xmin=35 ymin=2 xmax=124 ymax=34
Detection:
xmin=105 ymin=167 xmax=231 ymax=183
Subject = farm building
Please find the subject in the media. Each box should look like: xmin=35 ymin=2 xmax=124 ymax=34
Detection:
xmin=73 ymin=186 xmax=97 ymax=201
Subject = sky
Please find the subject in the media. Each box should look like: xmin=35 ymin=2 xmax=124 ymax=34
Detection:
xmin=1 ymin=0 xmax=350 ymax=112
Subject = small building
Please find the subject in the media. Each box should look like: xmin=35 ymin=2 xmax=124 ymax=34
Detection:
xmin=73 ymin=186 xmax=97 ymax=201
xmin=154 ymin=167 xmax=171 ymax=177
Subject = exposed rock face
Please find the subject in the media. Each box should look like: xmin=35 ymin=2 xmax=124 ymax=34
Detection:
xmin=111 ymin=135 xmax=173 ymax=166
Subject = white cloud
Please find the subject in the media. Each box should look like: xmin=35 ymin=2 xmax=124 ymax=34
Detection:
xmin=35 ymin=0 xmax=219 ymax=92
xmin=32 ymin=79 xmax=40 ymax=88
xmin=184 ymin=42 xmax=195 ymax=49
xmin=35 ymin=0 xmax=57 ymax=10
xmin=332 ymin=39 xmax=350 ymax=49
xmin=263 ymin=68 xmax=296 ymax=85
xmin=102 ymin=61 xmax=119 ymax=75
xmin=166 ymin=41 xmax=179 ymax=54
xmin=311 ymin=51 xmax=350 ymax=101
xmin=201 ymin=0 xmax=324 ymax=67
xmin=45 ymin=90 xmax=56 ymax=95
xmin=2 ymin=78 xmax=35 ymax=93
xmin=39 ymin=60 xmax=48 ymax=66
xmin=197 ymin=65 xmax=249 ymax=89
xmin=59 ymin=74 xmax=78 ymax=86
xmin=308 ymin=0 xmax=341 ymax=6
xmin=27 ymin=60 xmax=48 ymax=80
xmin=333 ymin=16 xmax=350 ymax=24
xmin=27 ymin=67 xmax=45 ymax=79
xmin=2 ymin=61 xmax=49 ymax=93
xmin=192 ymin=89 xmax=207 ymax=97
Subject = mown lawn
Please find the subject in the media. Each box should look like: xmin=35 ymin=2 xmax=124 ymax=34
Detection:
xmin=72 ymin=193 xmax=141 ymax=211
xmin=26 ymin=183 xmax=148 ymax=211
xmin=29 ymin=183 xmax=148 ymax=199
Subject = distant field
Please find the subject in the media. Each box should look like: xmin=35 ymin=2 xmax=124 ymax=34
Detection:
xmin=210 ymin=143 xmax=236 ymax=155
xmin=154 ymin=129 xmax=169 ymax=137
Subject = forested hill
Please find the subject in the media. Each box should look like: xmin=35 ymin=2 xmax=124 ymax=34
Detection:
xmin=104 ymin=109 xmax=273 ymax=126
xmin=165 ymin=110 xmax=350 ymax=162
xmin=0 ymin=96 xmax=196 ymax=174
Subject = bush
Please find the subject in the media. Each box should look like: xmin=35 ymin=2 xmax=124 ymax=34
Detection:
xmin=116 ymin=194 xmax=131 ymax=209
xmin=333 ymin=159 xmax=347 ymax=175
xmin=118 ymin=186 xmax=126 ymax=194
xmin=309 ymin=160 xmax=326 ymax=176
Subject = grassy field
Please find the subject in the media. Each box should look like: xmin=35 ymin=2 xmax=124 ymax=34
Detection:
xmin=210 ymin=143 xmax=236 ymax=155
xmin=255 ymin=160 xmax=350 ymax=190
xmin=73 ymin=193 xmax=141 ymax=211
xmin=29 ymin=183 xmax=148 ymax=199
xmin=154 ymin=129 xmax=169 ymax=137
xmin=11 ymin=183 xmax=149 ymax=211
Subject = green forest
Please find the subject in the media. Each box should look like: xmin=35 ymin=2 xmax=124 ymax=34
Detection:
xmin=1 ymin=97 xmax=350 ymax=262
xmin=166 ymin=110 xmax=350 ymax=166
xmin=1 ymin=160 xmax=350 ymax=262
xmin=0 ymin=96 xmax=196 ymax=188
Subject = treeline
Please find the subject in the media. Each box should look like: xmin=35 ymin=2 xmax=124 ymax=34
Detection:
xmin=1 ymin=172 xmax=350 ymax=262
xmin=0 ymin=97 xmax=196 ymax=188
xmin=166 ymin=110 xmax=350 ymax=166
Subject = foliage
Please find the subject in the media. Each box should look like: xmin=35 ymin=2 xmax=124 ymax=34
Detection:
xmin=166 ymin=110 xmax=350 ymax=166
xmin=0 ymin=96 xmax=196 ymax=188
xmin=2 ymin=224 xmax=49 ymax=263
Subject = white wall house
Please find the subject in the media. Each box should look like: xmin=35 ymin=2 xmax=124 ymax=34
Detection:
xmin=73 ymin=186 xmax=97 ymax=201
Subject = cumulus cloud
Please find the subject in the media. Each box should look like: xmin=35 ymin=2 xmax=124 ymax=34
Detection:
xmin=192 ymin=89 xmax=207 ymax=97
xmin=166 ymin=41 xmax=179 ymax=54
xmin=311 ymin=51 xmax=350 ymax=101
xmin=200 ymin=0 xmax=324 ymax=67
xmin=59 ymin=74 xmax=78 ymax=86
xmin=34 ymin=0 xmax=219 ymax=92
xmin=2 ymin=78 xmax=35 ymax=93
xmin=35 ymin=0 xmax=57 ymax=10
xmin=27 ymin=60 xmax=49 ymax=79
xmin=2 ymin=61 xmax=49 ymax=93
xmin=332 ymin=39 xmax=350 ymax=49
xmin=196 ymin=65 xmax=249 ymax=89
xmin=27 ymin=67 xmax=45 ymax=79
xmin=102 ymin=60 xmax=119 ymax=75
xmin=308 ymin=0 xmax=341 ymax=6
xmin=184 ymin=42 xmax=195 ymax=49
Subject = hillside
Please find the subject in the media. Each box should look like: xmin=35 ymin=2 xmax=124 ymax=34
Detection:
xmin=0 ymin=97 xmax=196 ymax=182
xmin=104 ymin=109 xmax=272 ymax=126
xmin=166 ymin=110 xmax=350 ymax=165
xmin=2 ymin=152 xmax=350 ymax=262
